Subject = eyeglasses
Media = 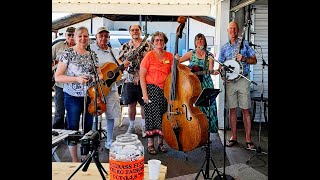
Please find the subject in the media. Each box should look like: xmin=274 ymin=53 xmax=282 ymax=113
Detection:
xmin=155 ymin=39 xmax=164 ymax=42
xmin=67 ymin=34 xmax=74 ymax=37
xmin=130 ymin=29 xmax=140 ymax=32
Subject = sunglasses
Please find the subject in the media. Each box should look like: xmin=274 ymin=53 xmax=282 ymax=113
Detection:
xmin=67 ymin=34 xmax=74 ymax=37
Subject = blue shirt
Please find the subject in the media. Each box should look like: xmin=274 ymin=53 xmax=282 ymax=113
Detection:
xmin=218 ymin=40 xmax=255 ymax=76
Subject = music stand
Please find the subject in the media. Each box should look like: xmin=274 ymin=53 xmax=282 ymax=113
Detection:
xmin=194 ymin=88 xmax=223 ymax=180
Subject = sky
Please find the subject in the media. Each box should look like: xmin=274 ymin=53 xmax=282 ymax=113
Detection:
xmin=52 ymin=13 xmax=71 ymax=21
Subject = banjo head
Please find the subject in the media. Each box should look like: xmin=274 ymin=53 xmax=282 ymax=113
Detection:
xmin=220 ymin=60 xmax=244 ymax=82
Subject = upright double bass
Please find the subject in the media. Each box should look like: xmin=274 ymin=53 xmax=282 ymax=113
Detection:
xmin=162 ymin=16 xmax=208 ymax=152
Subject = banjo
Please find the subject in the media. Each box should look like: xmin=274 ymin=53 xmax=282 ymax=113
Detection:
xmin=220 ymin=21 xmax=250 ymax=82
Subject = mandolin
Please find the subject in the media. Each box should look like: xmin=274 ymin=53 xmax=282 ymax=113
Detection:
xmin=126 ymin=34 xmax=149 ymax=73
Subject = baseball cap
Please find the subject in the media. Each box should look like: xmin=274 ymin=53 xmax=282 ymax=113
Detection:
xmin=96 ymin=27 xmax=110 ymax=34
xmin=66 ymin=27 xmax=76 ymax=33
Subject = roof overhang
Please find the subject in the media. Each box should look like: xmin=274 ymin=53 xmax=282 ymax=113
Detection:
xmin=52 ymin=0 xmax=216 ymax=16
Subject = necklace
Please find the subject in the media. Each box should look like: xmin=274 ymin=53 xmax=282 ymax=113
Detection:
xmin=154 ymin=50 xmax=165 ymax=63
xmin=154 ymin=50 xmax=164 ymax=55
xmin=196 ymin=50 xmax=205 ymax=58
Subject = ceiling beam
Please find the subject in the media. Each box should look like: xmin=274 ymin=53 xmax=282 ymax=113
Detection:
xmin=52 ymin=14 xmax=215 ymax=32
xmin=190 ymin=16 xmax=215 ymax=26
xmin=52 ymin=13 xmax=97 ymax=32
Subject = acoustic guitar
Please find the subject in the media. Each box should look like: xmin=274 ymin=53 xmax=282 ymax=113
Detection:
xmin=191 ymin=65 xmax=218 ymax=83
xmin=99 ymin=62 xmax=125 ymax=96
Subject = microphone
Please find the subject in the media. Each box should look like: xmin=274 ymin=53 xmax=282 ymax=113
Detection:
xmin=200 ymin=46 xmax=213 ymax=56
xmin=86 ymin=45 xmax=91 ymax=51
xmin=249 ymin=42 xmax=261 ymax=47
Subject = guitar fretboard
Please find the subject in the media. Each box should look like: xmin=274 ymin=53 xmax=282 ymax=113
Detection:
xmin=194 ymin=70 xmax=217 ymax=75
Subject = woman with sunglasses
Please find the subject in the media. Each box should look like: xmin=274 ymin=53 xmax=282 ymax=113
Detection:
xmin=140 ymin=31 xmax=173 ymax=155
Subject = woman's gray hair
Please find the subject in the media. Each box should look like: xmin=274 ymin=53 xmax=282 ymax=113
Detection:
xmin=151 ymin=31 xmax=168 ymax=44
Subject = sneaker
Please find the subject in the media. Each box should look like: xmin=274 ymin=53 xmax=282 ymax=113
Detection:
xmin=141 ymin=126 xmax=146 ymax=138
xmin=105 ymin=140 xmax=112 ymax=150
xmin=126 ymin=125 xmax=135 ymax=134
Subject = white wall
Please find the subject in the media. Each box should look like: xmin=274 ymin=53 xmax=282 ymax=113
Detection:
xmin=188 ymin=18 xmax=215 ymax=50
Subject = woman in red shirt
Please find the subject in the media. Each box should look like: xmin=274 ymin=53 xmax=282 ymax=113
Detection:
xmin=140 ymin=31 xmax=173 ymax=155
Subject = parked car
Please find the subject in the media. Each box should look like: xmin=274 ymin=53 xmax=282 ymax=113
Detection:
xmin=52 ymin=35 xmax=131 ymax=49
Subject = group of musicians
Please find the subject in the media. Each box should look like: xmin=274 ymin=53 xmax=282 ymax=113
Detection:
xmin=52 ymin=19 xmax=257 ymax=162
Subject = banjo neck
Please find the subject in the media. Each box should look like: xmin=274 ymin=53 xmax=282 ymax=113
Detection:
xmin=232 ymin=20 xmax=251 ymax=61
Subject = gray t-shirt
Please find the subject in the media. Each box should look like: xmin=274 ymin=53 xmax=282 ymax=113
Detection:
xmin=52 ymin=41 xmax=69 ymax=88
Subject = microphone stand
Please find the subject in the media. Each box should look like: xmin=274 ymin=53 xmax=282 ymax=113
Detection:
xmin=212 ymin=58 xmax=258 ymax=180
xmin=68 ymin=50 xmax=108 ymax=180
xmin=203 ymin=47 xmax=257 ymax=86
xmin=246 ymin=46 xmax=268 ymax=164
xmin=88 ymin=47 xmax=108 ymax=139
xmin=194 ymin=88 xmax=222 ymax=180
xmin=213 ymin=62 xmax=235 ymax=180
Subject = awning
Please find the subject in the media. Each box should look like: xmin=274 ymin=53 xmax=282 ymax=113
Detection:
xmin=52 ymin=0 xmax=216 ymax=16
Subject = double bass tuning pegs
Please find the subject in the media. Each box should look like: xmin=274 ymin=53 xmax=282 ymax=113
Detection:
xmin=177 ymin=16 xmax=187 ymax=23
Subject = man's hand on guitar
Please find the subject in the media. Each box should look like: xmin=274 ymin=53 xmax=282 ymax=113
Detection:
xmin=122 ymin=60 xmax=130 ymax=68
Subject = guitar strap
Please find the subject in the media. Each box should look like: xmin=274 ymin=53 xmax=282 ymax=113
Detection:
xmin=203 ymin=53 xmax=209 ymax=82
xmin=203 ymin=52 xmax=208 ymax=71
xmin=108 ymin=45 xmax=120 ymax=66
xmin=108 ymin=45 xmax=124 ymax=90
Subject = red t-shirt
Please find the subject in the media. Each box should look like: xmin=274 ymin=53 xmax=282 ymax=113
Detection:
xmin=140 ymin=51 xmax=173 ymax=89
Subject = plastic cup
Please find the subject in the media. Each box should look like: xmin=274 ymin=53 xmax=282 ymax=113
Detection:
xmin=147 ymin=159 xmax=161 ymax=180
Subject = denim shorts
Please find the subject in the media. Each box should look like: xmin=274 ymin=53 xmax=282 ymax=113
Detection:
xmin=64 ymin=92 xmax=93 ymax=145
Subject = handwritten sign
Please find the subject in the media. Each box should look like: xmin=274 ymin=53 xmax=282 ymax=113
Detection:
xmin=109 ymin=157 xmax=144 ymax=180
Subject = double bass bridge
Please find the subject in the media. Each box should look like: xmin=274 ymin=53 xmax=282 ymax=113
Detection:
xmin=167 ymin=105 xmax=192 ymax=121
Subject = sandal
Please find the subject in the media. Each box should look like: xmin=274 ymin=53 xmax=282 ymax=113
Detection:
xmin=226 ymin=139 xmax=238 ymax=147
xmin=147 ymin=145 xmax=157 ymax=155
xmin=245 ymin=142 xmax=256 ymax=150
xmin=158 ymin=143 xmax=168 ymax=153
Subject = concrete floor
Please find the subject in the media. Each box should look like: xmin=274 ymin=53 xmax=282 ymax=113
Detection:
xmin=52 ymin=95 xmax=268 ymax=179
